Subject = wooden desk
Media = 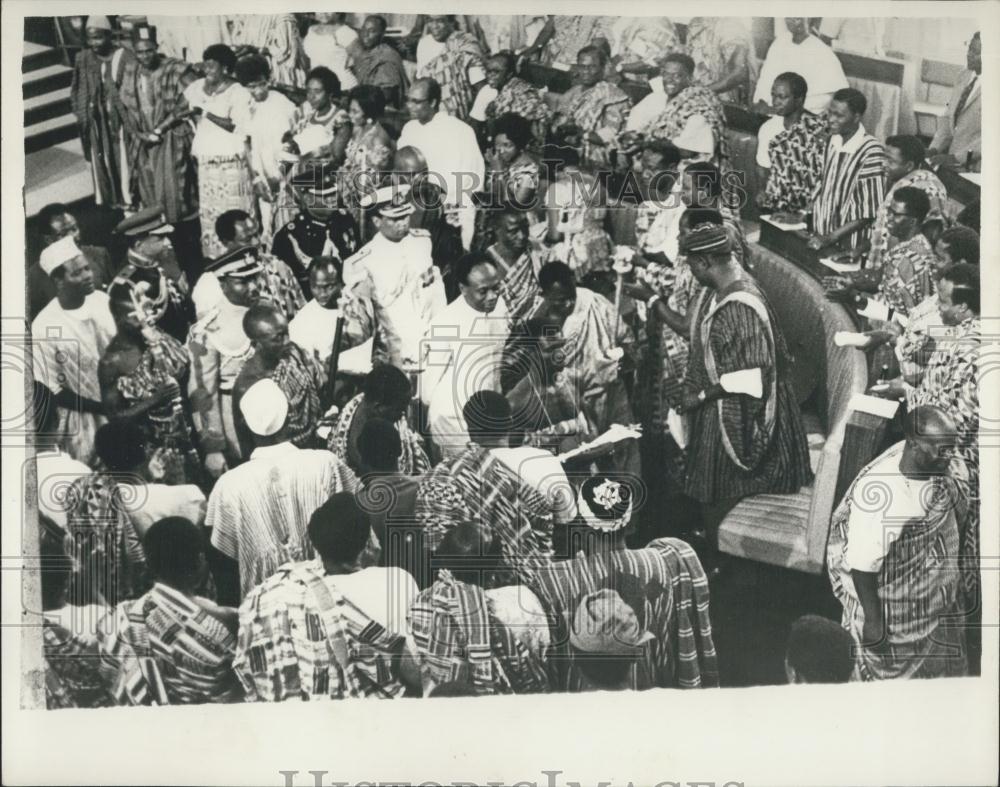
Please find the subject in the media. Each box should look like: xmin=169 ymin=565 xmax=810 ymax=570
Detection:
xmin=937 ymin=167 xmax=981 ymax=208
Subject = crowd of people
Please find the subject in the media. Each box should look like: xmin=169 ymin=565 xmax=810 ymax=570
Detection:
xmin=30 ymin=13 xmax=983 ymax=707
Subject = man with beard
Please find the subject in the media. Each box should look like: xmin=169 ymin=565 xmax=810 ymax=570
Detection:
xmin=70 ymin=15 xmax=133 ymax=207
xmin=271 ymin=166 xmax=360 ymax=297
xmin=186 ymin=246 xmax=264 ymax=478
xmin=32 ymin=236 xmax=117 ymax=464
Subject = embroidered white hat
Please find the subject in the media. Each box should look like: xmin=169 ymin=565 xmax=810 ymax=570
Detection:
xmin=39 ymin=236 xmax=84 ymax=276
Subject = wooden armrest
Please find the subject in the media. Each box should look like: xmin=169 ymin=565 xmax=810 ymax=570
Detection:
xmin=834 ymin=409 xmax=894 ymax=504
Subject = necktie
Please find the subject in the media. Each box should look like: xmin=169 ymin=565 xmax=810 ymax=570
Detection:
xmin=953 ymin=75 xmax=977 ymax=119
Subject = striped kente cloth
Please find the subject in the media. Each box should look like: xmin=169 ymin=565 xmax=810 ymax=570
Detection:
xmin=531 ymin=537 xmax=719 ymax=691
xmin=812 ymin=129 xmax=887 ymax=250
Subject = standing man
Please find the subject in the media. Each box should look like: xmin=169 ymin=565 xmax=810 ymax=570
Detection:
xmin=116 ymin=24 xmax=199 ymax=242
xmin=31 ymin=236 xmax=117 ymax=464
xmin=678 ymin=225 xmax=813 ymax=520
xmin=30 ymin=203 xmax=115 ymax=320
xmin=343 ymin=185 xmax=446 ymax=368
xmin=485 ymin=207 xmax=547 ymax=322
xmin=753 ymin=18 xmax=847 ymax=114
xmin=397 ymin=78 xmax=485 ymax=250
xmin=415 ymin=15 xmax=486 ymax=120
xmin=755 ymin=72 xmax=830 ymax=215
xmin=928 ymin=32 xmax=981 ymax=173
xmin=350 ymin=15 xmax=408 ymax=109
xmin=208 ymin=381 xmax=360 ymax=600
xmin=808 ymin=88 xmax=887 ymax=255
xmin=71 ymin=15 xmax=133 ymax=208
xmin=421 ymin=252 xmax=510 ymax=458
xmin=270 ymin=167 xmax=360 ymax=298
xmin=231 ymin=303 xmax=324 ymax=454
xmin=186 ymin=247 xmax=262 ymax=478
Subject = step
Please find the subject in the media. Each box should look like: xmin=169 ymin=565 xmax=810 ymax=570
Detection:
xmin=23 ymin=42 xmax=63 ymax=73
xmin=25 ymin=139 xmax=94 ymax=218
xmin=23 ymin=63 xmax=73 ymax=100
xmin=25 ymin=113 xmax=79 ymax=155
xmin=24 ymin=86 xmax=72 ymax=127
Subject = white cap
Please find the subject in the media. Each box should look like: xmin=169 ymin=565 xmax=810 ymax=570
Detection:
xmin=239 ymin=379 xmax=288 ymax=437
xmin=39 ymin=236 xmax=83 ymax=276
xmin=672 ymin=114 xmax=715 ymax=155
xmin=85 ymin=15 xmax=112 ymax=31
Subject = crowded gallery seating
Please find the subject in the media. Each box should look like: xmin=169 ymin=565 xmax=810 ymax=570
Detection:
xmin=22 ymin=12 xmax=983 ymax=707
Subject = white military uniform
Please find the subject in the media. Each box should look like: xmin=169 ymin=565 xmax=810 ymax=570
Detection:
xmin=343 ymin=228 xmax=446 ymax=367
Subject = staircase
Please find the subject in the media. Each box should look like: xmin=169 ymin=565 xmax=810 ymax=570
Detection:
xmin=23 ymin=41 xmax=94 ymax=217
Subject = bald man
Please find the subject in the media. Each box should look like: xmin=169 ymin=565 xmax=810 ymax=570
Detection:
xmin=827 ymin=405 xmax=969 ymax=680
xmin=397 ymin=78 xmax=484 ymax=250
xmin=232 ymin=303 xmax=324 ymax=455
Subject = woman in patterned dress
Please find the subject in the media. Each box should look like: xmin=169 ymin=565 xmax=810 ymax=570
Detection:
xmin=98 ymin=279 xmax=201 ymax=486
xmin=341 ymin=85 xmax=395 ymax=213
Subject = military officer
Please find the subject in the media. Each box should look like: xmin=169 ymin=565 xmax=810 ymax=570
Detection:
xmin=270 ymin=165 xmax=360 ymax=297
xmin=113 ymin=205 xmax=196 ymax=342
xmin=186 ymin=246 xmax=263 ymax=478
xmin=344 ymin=184 xmax=447 ymax=368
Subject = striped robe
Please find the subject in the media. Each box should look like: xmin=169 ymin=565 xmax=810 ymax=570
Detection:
xmin=683 ymin=278 xmax=813 ymax=503
xmin=530 ymin=537 xmax=718 ymax=691
xmin=486 ymin=242 xmax=545 ymax=322
xmin=812 ymin=128 xmax=887 ymax=250
xmin=417 ymin=31 xmax=486 ymax=120
xmin=100 ymin=583 xmax=243 ymax=705
xmin=206 ymin=443 xmax=361 ymax=598
xmin=827 ymin=443 xmax=968 ymax=680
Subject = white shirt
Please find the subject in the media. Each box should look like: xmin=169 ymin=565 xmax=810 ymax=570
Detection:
xmin=755 ymin=114 xmax=785 ymax=168
xmin=469 ymin=84 xmax=499 ymax=122
xmin=345 ymin=231 xmax=446 ymax=366
xmin=246 ymin=90 xmax=298 ymax=182
xmin=415 ymin=35 xmax=448 ymax=73
xmin=35 ymin=449 xmax=92 ymax=528
xmin=491 ymin=445 xmax=579 ymax=524
xmin=753 ymin=34 xmax=849 ymax=115
xmin=184 ymin=79 xmax=253 ymax=159
xmin=625 ymin=90 xmax=668 ymax=133
xmin=845 ymin=443 xmax=934 ymax=573
xmin=421 ymin=295 xmax=510 ymax=457
xmin=397 ymin=112 xmax=486 ymax=208
xmin=303 ymin=24 xmax=359 ymax=90
xmin=829 ymin=124 xmax=870 ymax=157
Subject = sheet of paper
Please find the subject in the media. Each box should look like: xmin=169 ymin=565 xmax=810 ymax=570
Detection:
xmin=858 ymin=299 xmax=892 ymax=322
xmin=559 ymin=424 xmax=642 ymax=463
xmin=294 ymin=124 xmax=333 ymax=155
xmin=760 ymin=214 xmax=808 ymax=232
xmin=960 ymin=172 xmax=982 ymax=185
xmin=834 ymin=331 xmax=873 ymax=348
xmin=820 ymin=256 xmax=862 ymax=274
xmin=848 ymin=392 xmax=900 ymax=419
xmin=666 ymin=408 xmax=688 ymax=449
xmin=719 ymin=368 xmax=763 ymax=398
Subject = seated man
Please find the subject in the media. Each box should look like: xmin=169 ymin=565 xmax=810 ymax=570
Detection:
xmin=234 ymin=492 xmax=422 ymax=700
xmin=415 ymin=15 xmax=486 ymax=120
xmin=408 ymin=521 xmax=552 ymax=695
xmin=551 ymin=45 xmax=631 ymax=171
xmin=415 ymin=391 xmax=556 ymax=587
xmin=469 ymin=50 xmax=549 ymax=142
xmin=827 ymin=406 xmax=969 ymax=680
xmin=207 ymin=380 xmax=360 ymax=599
xmin=678 ymin=224 xmax=813 ymax=518
xmin=327 ymin=364 xmax=430 ymax=476
xmin=784 ymin=614 xmax=856 ymax=684
xmin=568 ymin=587 xmax=655 ymax=692
xmin=100 ymin=517 xmax=243 ymax=705
xmin=531 ymin=530 xmax=718 ymax=691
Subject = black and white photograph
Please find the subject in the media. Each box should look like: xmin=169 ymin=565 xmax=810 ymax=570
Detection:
xmin=2 ymin=1 xmax=997 ymax=784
